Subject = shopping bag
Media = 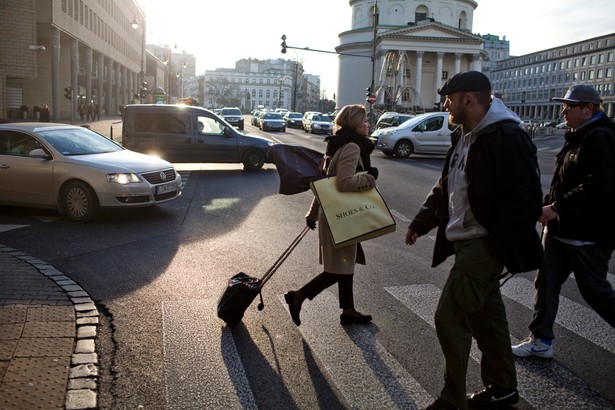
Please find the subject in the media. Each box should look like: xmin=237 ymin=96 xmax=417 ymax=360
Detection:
xmin=309 ymin=176 xmax=396 ymax=248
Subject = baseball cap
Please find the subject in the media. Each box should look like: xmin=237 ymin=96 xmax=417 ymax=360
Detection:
xmin=437 ymin=71 xmax=491 ymax=96
xmin=552 ymin=84 xmax=601 ymax=104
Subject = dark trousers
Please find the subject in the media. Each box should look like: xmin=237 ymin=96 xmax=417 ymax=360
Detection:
xmin=437 ymin=238 xmax=516 ymax=410
xmin=299 ymin=272 xmax=354 ymax=309
xmin=529 ymin=233 xmax=615 ymax=340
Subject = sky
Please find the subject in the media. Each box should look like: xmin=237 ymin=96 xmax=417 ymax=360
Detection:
xmin=136 ymin=0 xmax=615 ymax=100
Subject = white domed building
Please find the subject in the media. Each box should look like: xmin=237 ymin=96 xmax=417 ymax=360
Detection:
xmin=336 ymin=0 xmax=485 ymax=112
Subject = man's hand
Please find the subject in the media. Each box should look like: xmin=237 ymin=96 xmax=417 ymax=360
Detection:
xmin=405 ymin=227 xmax=419 ymax=245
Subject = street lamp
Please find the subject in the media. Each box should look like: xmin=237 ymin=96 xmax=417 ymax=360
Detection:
xmin=131 ymin=16 xmax=146 ymax=103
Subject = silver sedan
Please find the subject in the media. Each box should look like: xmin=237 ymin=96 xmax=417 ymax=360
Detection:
xmin=0 ymin=122 xmax=182 ymax=222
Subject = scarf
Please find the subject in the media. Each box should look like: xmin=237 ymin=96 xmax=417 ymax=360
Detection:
xmin=324 ymin=127 xmax=374 ymax=172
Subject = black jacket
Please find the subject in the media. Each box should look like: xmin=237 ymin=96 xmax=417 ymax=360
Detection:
xmin=410 ymin=119 xmax=544 ymax=273
xmin=546 ymin=113 xmax=615 ymax=248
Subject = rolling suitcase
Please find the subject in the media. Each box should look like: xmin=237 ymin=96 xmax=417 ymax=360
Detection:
xmin=217 ymin=226 xmax=310 ymax=327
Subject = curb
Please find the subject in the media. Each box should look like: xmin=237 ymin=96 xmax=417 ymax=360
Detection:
xmin=0 ymin=246 xmax=100 ymax=410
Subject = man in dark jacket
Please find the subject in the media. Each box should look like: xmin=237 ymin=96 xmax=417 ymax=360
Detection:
xmin=513 ymin=84 xmax=615 ymax=359
xmin=405 ymin=71 xmax=544 ymax=410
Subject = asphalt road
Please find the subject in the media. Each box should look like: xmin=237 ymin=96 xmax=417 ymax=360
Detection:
xmin=0 ymin=120 xmax=613 ymax=409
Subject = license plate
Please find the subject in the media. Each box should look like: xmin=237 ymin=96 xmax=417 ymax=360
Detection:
xmin=156 ymin=182 xmax=177 ymax=195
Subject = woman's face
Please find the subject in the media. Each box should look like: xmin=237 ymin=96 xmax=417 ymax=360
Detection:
xmin=355 ymin=115 xmax=370 ymax=136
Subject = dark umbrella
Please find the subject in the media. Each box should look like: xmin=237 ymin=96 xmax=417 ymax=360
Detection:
xmin=267 ymin=144 xmax=324 ymax=195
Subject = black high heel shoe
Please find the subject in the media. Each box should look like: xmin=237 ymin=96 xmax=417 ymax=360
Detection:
xmin=284 ymin=291 xmax=302 ymax=326
xmin=340 ymin=312 xmax=372 ymax=325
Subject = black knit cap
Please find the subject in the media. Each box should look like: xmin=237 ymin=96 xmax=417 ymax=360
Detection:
xmin=437 ymin=71 xmax=491 ymax=96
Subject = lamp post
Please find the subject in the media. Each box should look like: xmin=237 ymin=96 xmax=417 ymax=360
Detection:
xmin=131 ymin=15 xmax=146 ymax=103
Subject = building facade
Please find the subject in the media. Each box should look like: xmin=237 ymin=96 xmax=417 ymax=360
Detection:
xmin=480 ymin=34 xmax=510 ymax=79
xmin=491 ymin=33 xmax=615 ymax=122
xmin=200 ymin=58 xmax=322 ymax=113
xmin=336 ymin=0 xmax=485 ymax=111
xmin=0 ymin=0 xmax=149 ymax=122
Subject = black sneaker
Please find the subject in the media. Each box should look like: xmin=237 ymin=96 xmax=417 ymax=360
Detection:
xmin=467 ymin=385 xmax=519 ymax=408
xmin=423 ymin=397 xmax=459 ymax=410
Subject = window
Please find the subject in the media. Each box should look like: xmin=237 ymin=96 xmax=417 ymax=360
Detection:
xmin=0 ymin=132 xmax=43 ymax=157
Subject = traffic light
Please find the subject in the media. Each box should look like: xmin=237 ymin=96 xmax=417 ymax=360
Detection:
xmin=366 ymin=87 xmax=371 ymax=98
xmin=64 ymin=87 xmax=72 ymax=100
xmin=140 ymin=81 xmax=148 ymax=97
xmin=281 ymin=34 xmax=287 ymax=54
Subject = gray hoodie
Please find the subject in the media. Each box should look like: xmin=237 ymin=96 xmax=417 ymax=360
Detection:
xmin=445 ymin=97 xmax=521 ymax=242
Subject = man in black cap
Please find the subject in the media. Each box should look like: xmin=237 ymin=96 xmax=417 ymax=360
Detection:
xmin=512 ymin=84 xmax=615 ymax=359
xmin=405 ymin=71 xmax=544 ymax=410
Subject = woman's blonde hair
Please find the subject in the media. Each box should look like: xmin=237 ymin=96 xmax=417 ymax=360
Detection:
xmin=334 ymin=104 xmax=367 ymax=134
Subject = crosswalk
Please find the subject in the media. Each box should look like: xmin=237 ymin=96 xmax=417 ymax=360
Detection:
xmin=161 ymin=275 xmax=615 ymax=409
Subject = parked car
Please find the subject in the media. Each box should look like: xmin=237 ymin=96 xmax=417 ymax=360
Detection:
xmin=219 ymin=107 xmax=244 ymax=130
xmin=301 ymin=111 xmax=321 ymax=130
xmin=375 ymin=112 xmax=414 ymax=129
xmin=0 ymin=122 xmax=182 ymax=222
xmin=283 ymin=112 xmax=303 ymax=129
xmin=303 ymin=113 xmax=334 ymax=135
xmin=122 ymin=104 xmax=274 ymax=170
xmin=371 ymin=112 xmax=455 ymax=157
xmin=258 ymin=112 xmax=286 ymax=132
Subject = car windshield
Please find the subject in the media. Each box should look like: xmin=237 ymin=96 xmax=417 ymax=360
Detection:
xmin=221 ymin=109 xmax=241 ymax=115
xmin=40 ymin=128 xmax=123 ymax=156
xmin=289 ymin=113 xmax=302 ymax=118
xmin=313 ymin=115 xmax=330 ymax=122
xmin=265 ymin=113 xmax=283 ymax=119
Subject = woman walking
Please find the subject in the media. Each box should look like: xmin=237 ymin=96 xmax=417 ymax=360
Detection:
xmin=284 ymin=104 xmax=379 ymax=326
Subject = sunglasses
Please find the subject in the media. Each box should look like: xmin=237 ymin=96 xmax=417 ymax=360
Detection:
xmin=562 ymin=103 xmax=583 ymax=111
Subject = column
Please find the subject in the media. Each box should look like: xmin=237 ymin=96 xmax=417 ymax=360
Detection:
xmin=471 ymin=54 xmax=480 ymax=71
xmin=51 ymin=27 xmax=61 ymax=122
xmin=106 ymin=59 xmax=113 ymax=116
xmin=115 ymin=63 xmax=121 ymax=113
xmin=97 ymin=54 xmax=104 ymax=119
xmin=70 ymin=38 xmax=79 ymax=122
xmin=454 ymin=53 xmax=462 ymax=74
xmin=86 ymin=47 xmax=93 ymax=104
xmin=435 ymin=52 xmax=444 ymax=107
xmin=415 ymin=51 xmax=423 ymax=108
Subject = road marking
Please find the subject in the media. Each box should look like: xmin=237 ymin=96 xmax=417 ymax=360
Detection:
xmin=501 ymin=277 xmax=615 ymax=354
xmin=279 ymin=291 xmax=434 ymax=409
xmin=162 ymin=299 xmax=257 ymax=409
xmin=390 ymin=209 xmax=410 ymax=222
xmin=384 ymin=284 xmax=614 ymax=409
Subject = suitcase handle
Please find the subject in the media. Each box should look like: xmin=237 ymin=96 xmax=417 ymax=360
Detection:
xmin=260 ymin=226 xmax=310 ymax=286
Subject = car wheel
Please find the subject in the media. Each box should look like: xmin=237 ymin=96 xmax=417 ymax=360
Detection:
xmin=60 ymin=181 xmax=100 ymax=222
xmin=282 ymin=127 xmax=286 ymax=132
xmin=242 ymin=149 xmax=265 ymax=171
xmin=304 ymin=127 xmax=308 ymax=133
xmin=394 ymin=140 xmax=414 ymax=158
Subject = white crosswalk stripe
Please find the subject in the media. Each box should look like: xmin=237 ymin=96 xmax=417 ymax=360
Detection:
xmin=384 ymin=283 xmax=614 ymax=409
xmin=278 ymin=291 xmax=434 ymax=410
xmin=162 ymin=299 xmax=257 ymax=409
xmin=501 ymin=277 xmax=615 ymax=354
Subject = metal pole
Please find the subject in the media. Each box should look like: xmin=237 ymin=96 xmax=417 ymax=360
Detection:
xmin=369 ymin=0 xmax=379 ymax=132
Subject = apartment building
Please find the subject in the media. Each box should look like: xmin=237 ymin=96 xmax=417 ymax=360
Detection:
xmin=201 ymin=58 xmax=321 ymax=113
xmin=0 ymin=0 xmax=145 ymax=122
xmin=491 ymin=33 xmax=615 ymax=122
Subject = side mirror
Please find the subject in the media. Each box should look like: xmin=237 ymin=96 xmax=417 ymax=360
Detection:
xmin=29 ymin=148 xmax=50 ymax=159
xmin=223 ymin=126 xmax=234 ymax=138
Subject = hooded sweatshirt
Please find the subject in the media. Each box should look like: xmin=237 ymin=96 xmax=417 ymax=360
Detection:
xmin=445 ymin=97 xmax=522 ymax=242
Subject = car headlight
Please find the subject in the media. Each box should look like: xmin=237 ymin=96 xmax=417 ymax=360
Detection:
xmin=107 ymin=173 xmax=141 ymax=184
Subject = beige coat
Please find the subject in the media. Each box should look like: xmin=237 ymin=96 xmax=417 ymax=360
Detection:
xmin=305 ymin=142 xmax=376 ymax=274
